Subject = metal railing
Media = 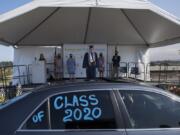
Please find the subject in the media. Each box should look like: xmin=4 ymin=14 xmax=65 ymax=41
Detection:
xmin=150 ymin=63 xmax=180 ymax=85
xmin=0 ymin=65 xmax=30 ymax=102
xmin=0 ymin=62 xmax=178 ymax=95
xmin=0 ymin=66 xmax=6 ymax=88
xmin=107 ymin=62 xmax=148 ymax=81
xmin=1 ymin=62 xmax=178 ymax=86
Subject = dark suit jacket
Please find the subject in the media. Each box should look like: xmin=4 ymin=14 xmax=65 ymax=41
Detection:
xmin=83 ymin=52 xmax=98 ymax=68
xmin=112 ymin=55 xmax=121 ymax=67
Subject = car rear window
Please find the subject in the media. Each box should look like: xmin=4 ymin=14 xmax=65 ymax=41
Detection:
xmin=120 ymin=90 xmax=180 ymax=129
xmin=21 ymin=90 xmax=118 ymax=130
xmin=50 ymin=91 xmax=117 ymax=129
xmin=22 ymin=101 xmax=49 ymax=129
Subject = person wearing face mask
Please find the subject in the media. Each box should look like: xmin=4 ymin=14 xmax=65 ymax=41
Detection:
xmin=98 ymin=53 xmax=105 ymax=79
xmin=67 ymin=54 xmax=76 ymax=81
xmin=112 ymin=50 xmax=121 ymax=79
xmin=54 ymin=53 xmax=63 ymax=80
xmin=83 ymin=45 xmax=98 ymax=80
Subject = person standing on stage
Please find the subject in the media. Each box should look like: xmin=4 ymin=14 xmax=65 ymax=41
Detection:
xmin=67 ymin=54 xmax=76 ymax=81
xmin=112 ymin=50 xmax=121 ymax=79
xmin=83 ymin=45 xmax=98 ymax=80
xmin=39 ymin=53 xmax=46 ymax=62
xmin=98 ymin=53 xmax=105 ymax=79
xmin=54 ymin=53 xmax=63 ymax=80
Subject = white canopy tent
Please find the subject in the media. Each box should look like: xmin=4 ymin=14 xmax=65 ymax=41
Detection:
xmin=0 ymin=0 xmax=180 ymax=83
xmin=0 ymin=0 xmax=180 ymax=46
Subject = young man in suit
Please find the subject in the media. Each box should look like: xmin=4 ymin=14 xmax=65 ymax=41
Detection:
xmin=83 ymin=45 xmax=98 ymax=80
xmin=112 ymin=50 xmax=121 ymax=79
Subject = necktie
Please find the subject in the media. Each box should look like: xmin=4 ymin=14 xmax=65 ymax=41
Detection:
xmin=91 ymin=53 xmax=94 ymax=61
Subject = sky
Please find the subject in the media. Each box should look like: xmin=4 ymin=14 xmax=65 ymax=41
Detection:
xmin=0 ymin=0 xmax=180 ymax=61
xmin=0 ymin=0 xmax=32 ymax=62
xmin=148 ymin=0 xmax=180 ymax=61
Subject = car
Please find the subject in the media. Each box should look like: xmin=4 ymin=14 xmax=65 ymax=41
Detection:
xmin=0 ymin=81 xmax=180 ymax=135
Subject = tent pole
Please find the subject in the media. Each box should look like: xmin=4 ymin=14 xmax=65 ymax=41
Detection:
xmin=61 ymin=44 xmax=64 ymax=80
xmin=121 ymin=9 xmax=149 ymax=47
xmin=14 ymin=7 xmax=61 ymax=46
xmin=95 ymin=0 xmax=98 ymax=6
xmin=17 ymin=43 xmax=63 ymax=46
xmin=0 ymin=38 xmax=14 ymax=46
xmin=84 ymin=8 xmax=92 ymax=44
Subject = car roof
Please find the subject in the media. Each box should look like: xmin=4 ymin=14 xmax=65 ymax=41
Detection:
xmin=31 ymin=81 xmax=180 ymax=103
xmin=1 ymin=81 xmax=174 ymax=111
xmin=32 ymin=81 xmax=164 ymax=96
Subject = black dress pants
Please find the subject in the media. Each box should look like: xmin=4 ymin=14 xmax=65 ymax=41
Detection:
xmin=86 ymin=65 xmax=96 ymax=80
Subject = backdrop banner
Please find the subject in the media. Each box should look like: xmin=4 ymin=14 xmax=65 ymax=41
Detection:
xmin=63 ymin=44 xmax=107 ymax=78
